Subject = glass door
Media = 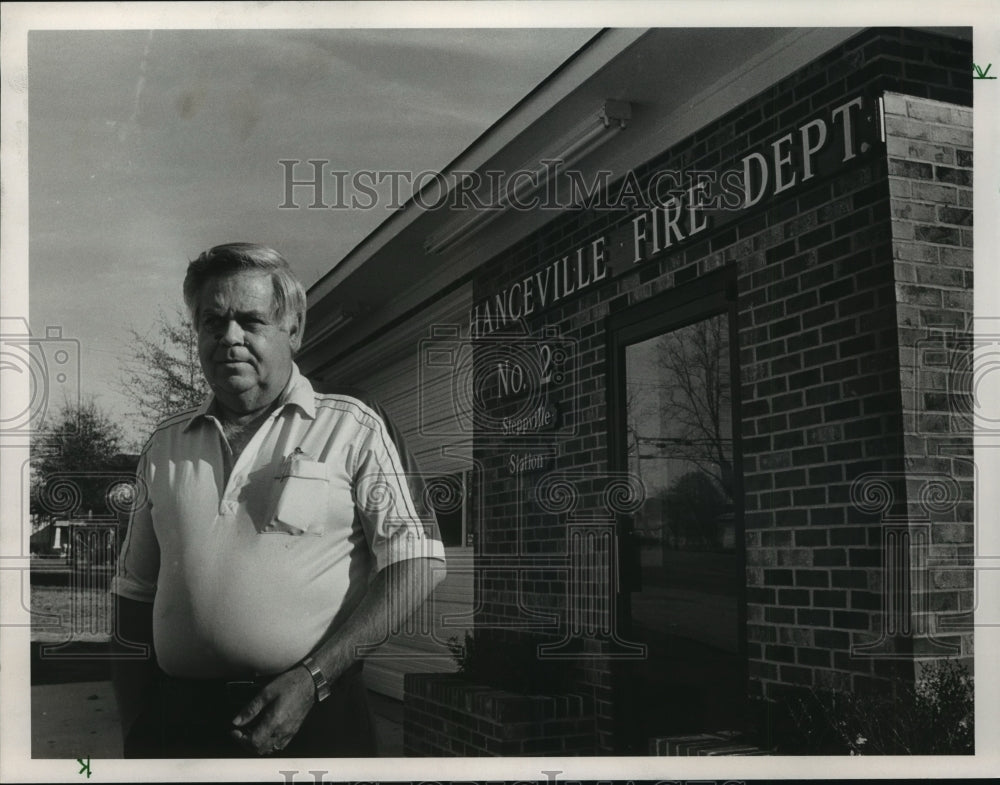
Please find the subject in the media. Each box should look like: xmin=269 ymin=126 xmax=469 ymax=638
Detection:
xmin=607 ymin=270 xmax=745 ymax=752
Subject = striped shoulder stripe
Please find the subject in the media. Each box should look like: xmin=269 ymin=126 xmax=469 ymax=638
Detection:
xmin=314 ymin=393 xmax=384 ymax=428
xmin=313 ymin=394 xmax=406 ymax=459
xmin=314 ymin=390 xmax=413 ymax=467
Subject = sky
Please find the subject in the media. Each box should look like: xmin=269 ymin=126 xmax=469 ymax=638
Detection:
xmin=27 ymin=26 xmax=597 ymax=447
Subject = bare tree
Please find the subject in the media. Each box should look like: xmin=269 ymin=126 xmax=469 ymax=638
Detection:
xmin=120 ymin=307 xmax=210 ymax=432
xmin=653 ymin=314 xmax=733 ymax=497
xmin=624 ymin=386 xmax=651 ymax=481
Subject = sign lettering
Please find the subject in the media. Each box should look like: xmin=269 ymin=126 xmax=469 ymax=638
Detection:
xmin=469 ymin=95 xmax=877 ymax=331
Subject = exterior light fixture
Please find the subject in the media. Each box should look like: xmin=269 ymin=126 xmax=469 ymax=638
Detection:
xmin=300 ymin=303 xmax=366 ymax=351
xmin=424 ymin=100 xmax=632 ymax=255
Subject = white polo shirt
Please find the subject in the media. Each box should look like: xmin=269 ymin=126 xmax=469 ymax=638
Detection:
xmin=112 ymin=365 xmax=445 ymax=678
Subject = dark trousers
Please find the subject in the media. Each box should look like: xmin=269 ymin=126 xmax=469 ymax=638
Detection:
xmin=123 ymin=663 xmax=377 ymax=758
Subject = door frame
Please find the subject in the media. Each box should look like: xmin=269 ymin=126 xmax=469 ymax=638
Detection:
xmin=604 ymin=264 xmax=746 ymax=753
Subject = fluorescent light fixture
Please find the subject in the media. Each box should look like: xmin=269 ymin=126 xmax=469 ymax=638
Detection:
xmin=300 ymin=305 xmax=361 ymax=352
xmin=424 ymin=100 xmax=631 ymax=255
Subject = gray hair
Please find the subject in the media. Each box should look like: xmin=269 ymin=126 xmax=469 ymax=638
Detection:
xmin=183 ymin=243 xmax=307 ymax=334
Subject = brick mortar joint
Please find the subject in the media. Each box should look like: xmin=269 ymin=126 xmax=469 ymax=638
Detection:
xmin=883 ymin=113 xmax=973 ymax=131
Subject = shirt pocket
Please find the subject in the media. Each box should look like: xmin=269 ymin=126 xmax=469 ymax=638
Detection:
xmin=267 ymin=457 xmax=330 ymax=536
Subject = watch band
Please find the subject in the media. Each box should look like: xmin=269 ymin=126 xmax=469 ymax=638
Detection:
xmin=300 ymin=655 xmax=331 ymax=702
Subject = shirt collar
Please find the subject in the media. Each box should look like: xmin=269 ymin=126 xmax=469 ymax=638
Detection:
xmin=183 ymin=362 xmax=316 ymax=431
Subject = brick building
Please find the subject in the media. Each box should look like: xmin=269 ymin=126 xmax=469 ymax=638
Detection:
xmin=297 ymin=27 xmax=974 ymax=755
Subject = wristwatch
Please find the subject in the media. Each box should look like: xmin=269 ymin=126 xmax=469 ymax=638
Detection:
xmin=300 ymin=655 xmax=331 ymax=702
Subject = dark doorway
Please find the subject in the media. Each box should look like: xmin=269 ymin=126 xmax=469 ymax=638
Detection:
xmin=607 ymin=269 xmax=745 ymax=753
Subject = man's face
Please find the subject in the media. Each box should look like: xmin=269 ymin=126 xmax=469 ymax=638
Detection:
xmin=195 ymin=272 xmax=301 ymax=416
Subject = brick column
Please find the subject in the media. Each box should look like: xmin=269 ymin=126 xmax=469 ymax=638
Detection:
xmin=884 ymin=92 xmax=974 ymax=665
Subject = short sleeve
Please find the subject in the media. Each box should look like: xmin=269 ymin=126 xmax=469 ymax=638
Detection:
xmin=352 ymin=411 xmax=446 ymax=573
xmin=110 ymin=452 xmax=159 ymax=602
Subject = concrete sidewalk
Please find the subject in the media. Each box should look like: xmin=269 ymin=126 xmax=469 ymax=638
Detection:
xmin=32 ymin=681 xmax=122 ymax=759
xmin=31 ymin=680 xmax=403 ymax=759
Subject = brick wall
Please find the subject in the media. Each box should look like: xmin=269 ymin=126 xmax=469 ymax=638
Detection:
xmin=465 ymin=27 xmax=972 ymax=752
xmin=403 ymin=674 xmax=596 ymax=756
xmin=884 ymin=92 xmax=974 ymax=664
xmin=736 ymin=157 xmax=906 ymax=698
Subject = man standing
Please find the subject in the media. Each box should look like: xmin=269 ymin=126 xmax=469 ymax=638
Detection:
xmin=111 ymin=243 xmax=445 ymax=757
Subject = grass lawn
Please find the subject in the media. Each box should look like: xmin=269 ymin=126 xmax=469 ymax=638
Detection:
xmin=30 ymin=585 xmax=112 ymax=643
